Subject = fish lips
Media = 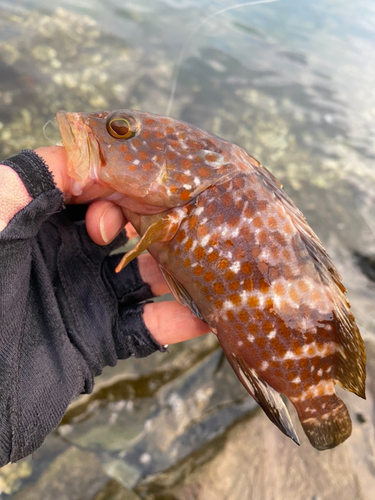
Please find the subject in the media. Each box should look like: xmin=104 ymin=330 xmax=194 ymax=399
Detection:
xmin=56 ymin=110 xmax=101 ymax=186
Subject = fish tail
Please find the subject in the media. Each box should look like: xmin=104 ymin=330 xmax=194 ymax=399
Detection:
xmin=293 ymin=392 xmax=352 ymax=450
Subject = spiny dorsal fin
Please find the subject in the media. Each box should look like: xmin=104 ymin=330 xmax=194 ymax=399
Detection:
xmin=254 ymin=159 xmax=366 ymax=399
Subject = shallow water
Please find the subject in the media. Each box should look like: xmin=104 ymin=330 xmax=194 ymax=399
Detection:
xmin=0 ymin=0 xmax=375 ymax=498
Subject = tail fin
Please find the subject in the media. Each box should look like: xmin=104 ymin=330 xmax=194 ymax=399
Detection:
xmin=295 ymin=393 xmax=352 ymax=450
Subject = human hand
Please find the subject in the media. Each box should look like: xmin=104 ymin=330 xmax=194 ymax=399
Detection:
xmin=1 ymin=146 xmax=210 ymax=346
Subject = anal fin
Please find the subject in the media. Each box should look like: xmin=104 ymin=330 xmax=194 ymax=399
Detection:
xmin=233 ymin=356 xmax=300 ymax=446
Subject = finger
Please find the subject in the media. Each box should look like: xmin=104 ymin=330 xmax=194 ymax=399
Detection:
xmin=125 ymin=222 xmax=139 ymax=240
xmin=137 ymin=253 xmax=171 ymax=296
xmin=143 ymin=301 xmax=211 ymax=345
xmin=86 ymin=200 xmax=127 ymax=245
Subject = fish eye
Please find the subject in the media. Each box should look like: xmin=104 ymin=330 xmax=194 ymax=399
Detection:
xmin=106 ymin=114 xmax=139 ymax=139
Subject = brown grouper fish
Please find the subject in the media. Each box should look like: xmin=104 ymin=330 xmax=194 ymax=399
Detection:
xmin=56 ymin=109 xmax=366 ymax=450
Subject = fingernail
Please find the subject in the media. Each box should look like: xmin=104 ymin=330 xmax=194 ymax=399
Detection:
xmin=99 ymin=205 xmax=124 ymax=244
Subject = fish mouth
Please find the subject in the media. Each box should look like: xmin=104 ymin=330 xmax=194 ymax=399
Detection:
xmin=56 ymin=110 xmax=101 ymax=191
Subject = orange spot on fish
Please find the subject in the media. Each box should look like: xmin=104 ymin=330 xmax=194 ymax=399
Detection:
xmin=241 ymin=262 xmax=252 ymax=274
xmin=206 ymin=153 xmax=218 ymax=162
xmin=216 ymin=214 xmax=225 ymax=225
xmin=271 ymin=338 xmax=287 ymax=357
xmin=166 ymin=151 xmax=177 ymax=161
xmin=194 ymin=265 xmax=204 ymax=276
xmin=184 ymin=257 xmax=191 ymax=267
xmin=243 ymin=278 xmax=253 ymax=291
xmin=150 ymin=142 xmax=163 ymax=151
xmin=267 ymin=217 xmax=278 ymax=229
xmin=155 ymin=131 xmax=164 ymax=139
xmin=283 ymin=222 xmax=294 ymax=234
xmin=248 ymin=296 xmax=259 ymax=308
xmin=142 ymin=130 xmax=151 ymax=139
xmin=230 ymin=281 xmax=239 ymax=291
xmin=274 ymin=283 xmax=285 ymax=296
xmin=185 ymin=239 xmax=193 ymax=251
xmin=127 ymin=165 xmax=137 ymax=172
xmin=139 ymin=151 xmax=148 ymax=160
xmin=206 ymin=204 xmax=216 ymax=216
xmin=218 ymin=258 xmax=229 ymax=270
xmin=209 ymin=235 xmax=220 ymax=246
xmin=208 ymin=250 xmax=219 ymax=262
xmin=174 ymin=248 xmax=180 ymax=257
xmin=258 ymin=230 xmax=269 ymax=245
xmin=253 ymin=216 xmax=263 ymax=228
xmin=244 ymin=206 xmax=255 ymax=218
xmin=197 ymin=167 xmax=212 ymax=178
xmin=239 ymin=310 xmax=249 ymax=322
xmin=166 ymin=126 xmax=174 ymax=134
xmin=181 ymin=159 xmax=193 ymax=170
xmin=257 ymin=200 xmax=268 ymax=211
xmin=289 ymin=288 xmax=300 ymax=303
xmin=180 ymin=190 xmax=191 ymax=201
xmin=143 ymin=162 xmax=154 ymax=171
xmin=274 ymin=232 xmax=286 ymax=246
xmin=197 ymin=225 xmax=209 ymax=237
xmin=204 ymin=271 xmax=214 ymax=282
xmin=222 ymin=193 xmax=232 ymax=207
xmin=176 ymin=230 xmax=185 ymax=242
xmin=124 ymin=152 xmax=133 ymax=162
xmin=259 ymin=278 xmax=270 ymax=293
xmin=233 ymin=176 xmax=245 ymax=189
xmin=297 ymin=280 xmax=309 ymax=293
xmin=227 ymin=310 xmax=235 ymax=321
xmin=119 ymin=144 xmax=128 ymax=153
xmin=132 ymin=138 xmax=141 ymax=148
xmin=187 ymin=140 xmax=201 ymax=149
xmin=263 ymin=321 xmax=274 ymax=334
xmin=213 ymin=283 xmax=225 ymax=294
xmin=187 ymin=216 xmax=198 ymax=231
xmin=215 ymin=299 xmax=223 ymax=308
xmin=229 ymin=294 xmax=241 ymax=306
xmin=228 ymin=215 xmax=240 ymax=227
xmin=195 ymin=247 xmax=205 ymax=259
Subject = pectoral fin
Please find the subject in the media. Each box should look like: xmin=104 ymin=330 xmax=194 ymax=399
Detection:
xmin=159 ymin=265 xmax=205 ymax=321
xmin=115 ymin=209 xmax=187 ymax=273
xmin=232 ymin=355 xmax=300 ymax=445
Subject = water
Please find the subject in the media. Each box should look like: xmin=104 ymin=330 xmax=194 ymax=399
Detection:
xmin=0 ymin=1 xmax=375 ymax=498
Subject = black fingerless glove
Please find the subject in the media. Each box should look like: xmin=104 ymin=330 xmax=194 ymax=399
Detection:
xmin=0 ymin=150 xmax=166 ymax=466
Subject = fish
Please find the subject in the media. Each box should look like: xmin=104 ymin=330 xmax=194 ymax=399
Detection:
xmin=56 ymin=109 xmax=366 ymax=450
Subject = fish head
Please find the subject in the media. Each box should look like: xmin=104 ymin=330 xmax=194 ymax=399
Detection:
xmin=56 ymin=109 xmax=236 ymax=209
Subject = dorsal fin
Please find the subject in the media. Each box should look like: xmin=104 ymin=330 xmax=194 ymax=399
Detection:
xmin=253 ymin=158 xmax=366 ymax=399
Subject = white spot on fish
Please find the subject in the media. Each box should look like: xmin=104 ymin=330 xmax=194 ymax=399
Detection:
xmin=292 ymin=376 xmax=301 ymax=384
xmin=195 ymin=207 xmax=204 ymax=216
xmin=183 ymin=184 xmax=192 ymax=190
xmin=247 ymin=334 xmax=254 ymax=342
xmin=201 ymin=234 xmax=210 ymax=246
xmin=267 ymin=330 xmax=276 ymax=339
xmin=238 ymin=340 xmax=244 ymax=347
xmin=230 ymin=261 xmax=240 ymax=273
xmin=261 ymin=361 xmax=269 ymax=371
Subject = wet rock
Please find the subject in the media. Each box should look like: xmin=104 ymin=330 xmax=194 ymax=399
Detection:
xmin=133 ymin=338 xmax=375 ymax=500
xmin=13 ymin=447 xmax=108 ymax=500
xmin=91 ymin=478 xmax=141 ymax=500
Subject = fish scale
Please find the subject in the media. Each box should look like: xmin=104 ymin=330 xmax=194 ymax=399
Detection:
xmin=56 ymin=108 xmax=366 ymax=450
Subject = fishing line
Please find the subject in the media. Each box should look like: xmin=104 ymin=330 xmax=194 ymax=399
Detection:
xmin=165 ymin=0 xmax=279 ymax=117
xmin=42 ymin=119 xmax=61 ymax=145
